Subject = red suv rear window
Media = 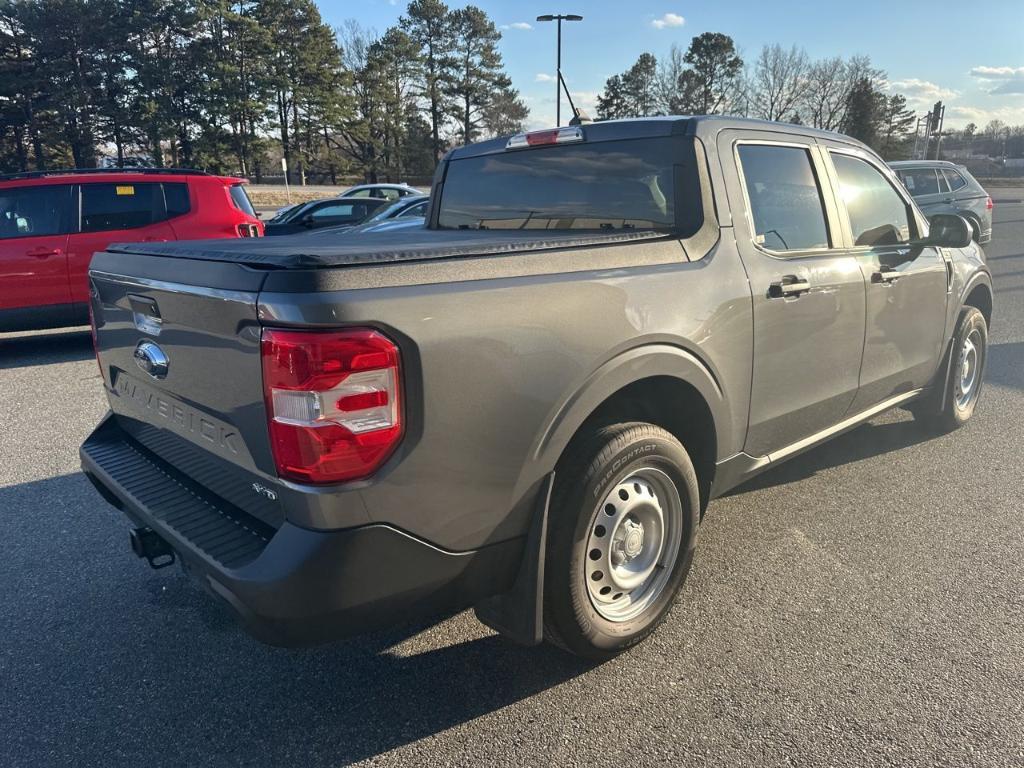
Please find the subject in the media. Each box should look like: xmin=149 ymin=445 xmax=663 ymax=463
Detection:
xmin=229 ymin=184 xmax=256 ymax=217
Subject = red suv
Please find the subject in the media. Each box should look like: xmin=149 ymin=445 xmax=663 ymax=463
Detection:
xmin=0 ymin=168 xmax=263 ymax=332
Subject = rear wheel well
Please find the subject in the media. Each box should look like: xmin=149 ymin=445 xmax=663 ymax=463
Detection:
xmin=964 ymin=283 xmax=993 ymax=328
xmin=560 ymin=376 xmax=717 ymax=513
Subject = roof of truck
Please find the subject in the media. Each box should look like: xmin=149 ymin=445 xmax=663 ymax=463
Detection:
xmin=451 ymin=115 xmax=864 ymax=160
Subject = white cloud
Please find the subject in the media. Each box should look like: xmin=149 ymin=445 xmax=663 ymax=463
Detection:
xmin=535 ymin=73 xmax=555 ymax=83
xmin=888 ymin=78 xmax=959 ymax=105
xmin=501 ymin=21 xmax=532 ymax=31
xmin=526 ymin=91 xmax=601 ymax=131
xmin=946 ymin=104 xmax=1024 ymax=127
xmin=651 ymin=13 xmax=685 ymax=29
xmin=969 ymin=65 xmax=1024 ymax=95
xmin=887 ymin=78 xmax=958 ymax=120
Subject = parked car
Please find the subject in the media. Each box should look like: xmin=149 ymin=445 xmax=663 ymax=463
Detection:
xmin=263 ymin=197 xmax=388 ymax=236
xmin=309 ymin=194 xmax=429 ymax=237
xmin=81 ymin=117 xmax=992 ymax=660
xmin=0 ymin=168 xmax=262 ymax=333
xmin=890 ymin=160 xmax=993 ymax=243
xmin=271 ymin=183 xmax=424 ymax=219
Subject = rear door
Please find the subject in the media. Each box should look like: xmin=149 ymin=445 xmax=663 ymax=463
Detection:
xmin=0 ymin=183 xmax=73 ymax=310
xmin=67 ymin=182 xmax=176 ymax=303
xmin=720 ymin=131 xmax=867 ymax=456
xmin=895 ymin=166 xmax=954 ymax=215
xmin=824 ymin=148 xmax=949 ymax=412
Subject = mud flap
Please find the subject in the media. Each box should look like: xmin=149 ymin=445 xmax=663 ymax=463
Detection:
xmin=474 ymin=472 xmax=554 ymax=646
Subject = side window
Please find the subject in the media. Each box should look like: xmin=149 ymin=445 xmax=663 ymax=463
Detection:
xmin=81 ymin=183 xmax=164 ymax=232
xmin=346 ymin=189 xmax=372 ymax=198
xmin=163 ymin=183 xmax=191 ymax=218
xmin=0 ymin=184 xmax=72 ymax=239
xmin=831 ymin=153 xmax=912 ymax=247
xmin=399 ymin=201 xmax=427 ymax=218
xmin=943 ymin=169 xmax=967 ymax=192
xmin=309 ymin=202 xmax=357 ymax=220
xmin=897 ymin=168 xmax=941 ymax=197
xmin=379 ymin=189 xmax=400 ymax=201
xmin=737 ymin=144 xmax=830 ymax=251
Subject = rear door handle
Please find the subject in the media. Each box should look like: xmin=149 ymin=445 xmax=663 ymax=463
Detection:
xmin=872 ymin=267 xmax=901 ymax=285
xmin=27 ymin=247 xmax=61 ymax=259
xmin=768 ymin=275 xmax=811 ymax=299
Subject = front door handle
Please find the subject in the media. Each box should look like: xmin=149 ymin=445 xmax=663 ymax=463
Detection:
xmin=768 ymin=275 xmax=811 ymax=299
xmin=872 ymin=267 xmax=901 ymax=285
xmin=27 ymin=247 xmax=62 ymax=259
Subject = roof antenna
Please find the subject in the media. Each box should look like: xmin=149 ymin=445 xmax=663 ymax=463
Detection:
xmin=560 ymin=71 xmax=592 ymax=125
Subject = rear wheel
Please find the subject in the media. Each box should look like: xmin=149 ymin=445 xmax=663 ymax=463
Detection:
xmin=543 ymin=423 xmax=700 ymax=660
xmin=912 ymin=306 xmax=988 ymax=432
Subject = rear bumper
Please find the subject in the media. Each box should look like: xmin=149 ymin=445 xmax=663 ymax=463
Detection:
xmin=81 ymin=414 xmax=522 ymax=646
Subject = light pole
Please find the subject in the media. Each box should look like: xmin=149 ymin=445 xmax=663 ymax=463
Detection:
xmin=536 ymin=13 xmax=583 ymax=126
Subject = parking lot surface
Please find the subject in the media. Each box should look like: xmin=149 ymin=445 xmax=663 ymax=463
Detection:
xmin=3 ymin=198 xmax=1023 ymax=767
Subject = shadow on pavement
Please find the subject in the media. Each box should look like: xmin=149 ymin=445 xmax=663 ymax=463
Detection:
xmin=0 ymin=328 xmax=93 ymax=369
xmin=728 ymin=341 xmax=1022 ymax=496
xmin=3 ymin=472 xmax=593 ymax=768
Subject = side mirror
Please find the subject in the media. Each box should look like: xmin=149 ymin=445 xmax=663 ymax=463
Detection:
xmin=920 ymin=213 xmax=972 ymax=248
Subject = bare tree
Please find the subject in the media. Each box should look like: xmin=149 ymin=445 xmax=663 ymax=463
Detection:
xmin=802 ymin=56 xmax=846 ymax=130
xmin=750 ymin=44 xmax=809 ymax=122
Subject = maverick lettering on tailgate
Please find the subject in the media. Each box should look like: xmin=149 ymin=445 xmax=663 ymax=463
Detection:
xmin=113 ymin=373 xmax=249 ymax=463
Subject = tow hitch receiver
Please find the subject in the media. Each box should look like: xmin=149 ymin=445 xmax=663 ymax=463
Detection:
xmin=130 ymin=527 xmax=176 ymax=570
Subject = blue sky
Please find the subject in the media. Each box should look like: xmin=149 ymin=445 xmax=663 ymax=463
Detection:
xmin=319 ymin=0 xmax=1024 ymax=130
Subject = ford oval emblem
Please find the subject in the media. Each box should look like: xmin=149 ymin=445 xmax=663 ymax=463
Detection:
xmin=134 ymin=340 xmax=169 ymax=379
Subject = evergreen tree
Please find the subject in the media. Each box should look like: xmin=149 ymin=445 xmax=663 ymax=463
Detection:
xmin=401 ymin=0 xmax=455 ymax=164
xmin=449 ymin=5 xmax=514 ymax=144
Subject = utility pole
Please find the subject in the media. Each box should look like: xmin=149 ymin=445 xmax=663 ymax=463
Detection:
xmin=536 ymin=13 xmax=583 ymax=126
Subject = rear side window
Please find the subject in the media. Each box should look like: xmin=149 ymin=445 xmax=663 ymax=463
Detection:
xmin=737 ymin=144 xmax=830 ymax=251
xmin=228 ymin=184 xmax=256 ymax=217
xmin=399 ymin=201 xmax=428 ymax=218
xmin=307 ymin=201 xmax=370 ymax=221
xmin=832 ymin=153 xmax=912 ymax=246
xmin=897 ymin=168 xmax=941 ymax=197
xmin=438 ymin=138 xmax=677 ymax=231
xmin=163 ymin=183 xmax=191 ymax=217
xmin=0 ymin=184 xmax=72 ymax=239
xmin=943 ymin=169 xmax=968 ymax=192
xmin=81 ymin=183 xmax=164 ymax=232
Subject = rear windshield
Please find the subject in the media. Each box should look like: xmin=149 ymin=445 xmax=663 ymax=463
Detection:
xmin=229 ymin=183 xmax=256 ymax=217
xmin=437 ymin=138 xmax=677 ymax=231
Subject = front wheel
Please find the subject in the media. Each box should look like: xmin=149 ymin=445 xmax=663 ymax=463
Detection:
xmin=912 ymin=306 xmax=988 ymax=432
xmin=543 ymin=423 xmax=700 ymax=660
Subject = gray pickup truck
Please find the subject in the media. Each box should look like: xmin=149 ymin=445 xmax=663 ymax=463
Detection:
xmin=81 ymin=117 xmax=993 ymax=660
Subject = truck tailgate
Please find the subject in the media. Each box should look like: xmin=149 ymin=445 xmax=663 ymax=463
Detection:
xmin=89 ymin=249 xmax=282 ymax=527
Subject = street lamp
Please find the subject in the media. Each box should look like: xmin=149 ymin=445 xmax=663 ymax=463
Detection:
xmin=536 ymin=13 xmax=583 ymax=126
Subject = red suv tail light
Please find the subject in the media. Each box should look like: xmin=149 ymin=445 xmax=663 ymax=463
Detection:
xmin=237 ymin=223 xmax=261 ymax=237
xmin=261 ymin=328 xmax=403 ymax=484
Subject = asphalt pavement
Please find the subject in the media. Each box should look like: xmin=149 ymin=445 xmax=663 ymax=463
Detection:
xmin=2 ymin=198 xmax=1023 ymax=767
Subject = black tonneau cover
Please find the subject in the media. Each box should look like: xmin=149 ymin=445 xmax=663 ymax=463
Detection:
xmin=106 ymin=228 xmax=665 ymax=269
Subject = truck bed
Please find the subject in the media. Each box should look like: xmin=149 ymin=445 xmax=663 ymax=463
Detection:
xmin=106 ymin=228 xmax=666 ymax=269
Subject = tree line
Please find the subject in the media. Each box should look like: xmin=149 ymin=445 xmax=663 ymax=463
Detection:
xmin=0 ymin=0 xmax=528 ymax=182
xmin=597 ymin=33 xmax=920 ymax=159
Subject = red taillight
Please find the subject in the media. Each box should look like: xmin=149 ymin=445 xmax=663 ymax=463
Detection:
xmin=237 ymin=223 xmax=260 ymax=237
xmin=261 ymin=328 xmax=403 ymax=484
xmin=986 ymin=196 xmax=993 ymax=211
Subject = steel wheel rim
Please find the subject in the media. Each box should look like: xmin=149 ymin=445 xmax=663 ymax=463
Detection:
xmin=584 ymin=467 xmax=683 ymax=623
xmin=955 ymin=329 xmax=982 ymax=410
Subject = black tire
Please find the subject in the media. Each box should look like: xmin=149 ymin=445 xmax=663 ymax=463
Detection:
xmin=911 ymin=306 xmax=987 ymax=432
xmin=543 ymin=422 xmax=700 ymax=660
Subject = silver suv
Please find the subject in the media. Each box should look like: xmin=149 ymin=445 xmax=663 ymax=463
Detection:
xmin=890 ymin=160 xmax=993 ymax=244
